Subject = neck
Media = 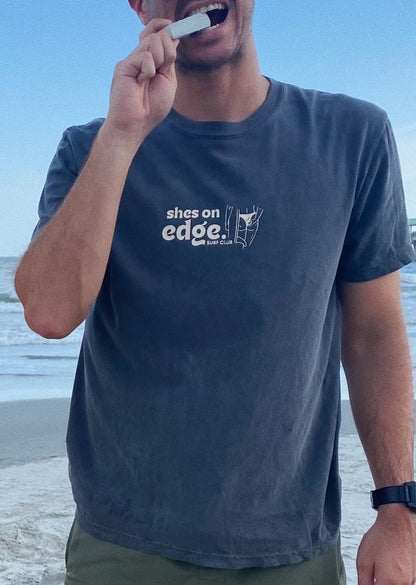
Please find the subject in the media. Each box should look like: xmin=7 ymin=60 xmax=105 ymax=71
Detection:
xmin=173 ymin=38 xmax=270 ymax=122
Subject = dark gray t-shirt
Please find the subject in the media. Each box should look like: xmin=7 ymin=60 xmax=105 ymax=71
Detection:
xmin=34 ymin=80 xmax=414 ymax=568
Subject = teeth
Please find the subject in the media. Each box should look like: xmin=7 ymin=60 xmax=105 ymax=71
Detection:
xmin=189 ymin=3 xmax=226 ymax=16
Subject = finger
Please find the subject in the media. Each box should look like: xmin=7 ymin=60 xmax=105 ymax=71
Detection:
xmin=157 ymin=30 xmax=179 ymax=74
xmin=137 ymin=33 xmax=178 ymax=76
xmin=139 ymin=18 xmax=173 ymax=41
xmin=114 ymin=49 xmax=156 ymax=85
xmin=136 ymin=52 xmax=156 ymax=84
xmin=138 ymin=34 xmax=165 ymax=67
xmin=357 ymin=559 xmax=375 ymax=585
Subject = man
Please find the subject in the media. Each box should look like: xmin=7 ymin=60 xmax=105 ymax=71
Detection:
xmin=15 ymin=1 xmax=416 ymax=583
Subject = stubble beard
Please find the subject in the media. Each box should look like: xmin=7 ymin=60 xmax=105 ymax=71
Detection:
xmin=176 ymin=45 xmax=245 ymax=74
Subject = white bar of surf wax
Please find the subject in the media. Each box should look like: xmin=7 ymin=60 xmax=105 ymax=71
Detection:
xmin=166 ymin=13 xmax=211 ymax=39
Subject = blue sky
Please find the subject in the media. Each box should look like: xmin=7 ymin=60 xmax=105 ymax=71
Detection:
xmin=1 ymin=0 xmax=415 ymax=256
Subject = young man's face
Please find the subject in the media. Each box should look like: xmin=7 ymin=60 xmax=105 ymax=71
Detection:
xmin=135 ymin=0 xmax=255 ymax=72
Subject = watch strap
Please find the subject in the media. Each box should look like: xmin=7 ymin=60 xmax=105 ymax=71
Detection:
xmin=371 ymin=481 xmax=416 ymax=510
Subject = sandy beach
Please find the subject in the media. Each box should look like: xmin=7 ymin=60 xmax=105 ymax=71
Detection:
xmin=0 ymin=399 xmax=414 ymax=585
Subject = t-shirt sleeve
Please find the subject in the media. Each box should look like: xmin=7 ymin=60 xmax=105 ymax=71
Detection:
xmin=337 ymin=117 xmax=414 ymax=282
xmin=31 ymin=129 xmax=80 ymax=240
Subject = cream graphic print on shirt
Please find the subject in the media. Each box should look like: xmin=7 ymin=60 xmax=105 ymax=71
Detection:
xmin=162 ymin=205 xmax=264 ymax=248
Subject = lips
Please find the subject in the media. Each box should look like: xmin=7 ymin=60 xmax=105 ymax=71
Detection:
xmin=185 ymin=3 xmax=229 ymax=28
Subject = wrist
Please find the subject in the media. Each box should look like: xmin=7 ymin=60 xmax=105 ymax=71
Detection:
xmin=377 ymin=502 xmax=416 ymax=517
xmin=376 ymin=503 xmax=416 ymax=534
xmin=98 ymin=120 xmax=146 ymax=160
xmin=371 ymin=481 xmax=416 ymax=513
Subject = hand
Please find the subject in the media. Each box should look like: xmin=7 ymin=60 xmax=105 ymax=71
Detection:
xmin=357 ymin=505 xmax=416 ymax=584
xmin=104 ymin=19 xmax=179 ymax=146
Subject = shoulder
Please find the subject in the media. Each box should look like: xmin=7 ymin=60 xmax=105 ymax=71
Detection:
xmin=59 ymin=118 xmax=105 ymax=168
xmin=272 ymin=79 xmax=388 ymax=139
xmin=63 ymin=117 xmax=105 ymax=146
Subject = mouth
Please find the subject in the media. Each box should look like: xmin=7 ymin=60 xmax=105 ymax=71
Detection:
xmin=185 ymin=3 xmax=229 ymax=30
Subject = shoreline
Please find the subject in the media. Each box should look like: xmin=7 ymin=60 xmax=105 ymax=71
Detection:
xmin=0 ymin=397 xmax=361 ymax=469
xmin=0 ymin=398 xmax=70 ymax=469
xmin=1 ymin=397 xmax=415 ymax=469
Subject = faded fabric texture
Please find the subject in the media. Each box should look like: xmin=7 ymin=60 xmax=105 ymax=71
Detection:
xmin=34 ymin=80 xmax=414 ymax=568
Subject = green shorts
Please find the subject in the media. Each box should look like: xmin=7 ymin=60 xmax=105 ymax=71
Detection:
xmin=65 ymin=521 xmax=346 ymax=585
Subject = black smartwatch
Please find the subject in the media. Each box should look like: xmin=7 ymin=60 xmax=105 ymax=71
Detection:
xmin=371 ymin=481 xmax=416 ymax=512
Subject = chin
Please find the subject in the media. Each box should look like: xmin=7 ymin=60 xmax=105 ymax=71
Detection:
xmin=177 ymin=47 xmax=244 ymax=74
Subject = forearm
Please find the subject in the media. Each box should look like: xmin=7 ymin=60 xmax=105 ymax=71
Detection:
xmin=15 ymin=21 xmax=179 ymax=340
xmin=15 ymin=124 xmax=139 ymax=338
xmin=342 ymin=318 xmax=414 ymax=488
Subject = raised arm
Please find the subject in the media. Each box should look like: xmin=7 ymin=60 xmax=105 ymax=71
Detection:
xmin=339 ymin=271 xmax=416 ymax=585
xmin=15 ymin=20 xmax=179 ymax=339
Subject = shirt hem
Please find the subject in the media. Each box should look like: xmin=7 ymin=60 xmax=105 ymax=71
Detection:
xmin=75 ymin=508 xmax=340 ymax=569
xmin=338 ymin=248 xmax=415 ymax=283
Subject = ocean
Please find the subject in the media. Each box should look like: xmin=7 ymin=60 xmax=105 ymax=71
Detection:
xmin=1 ymin=256 xmax=416 ymax=403
xmin=0 ymin=257 xmax=84 ymax=402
